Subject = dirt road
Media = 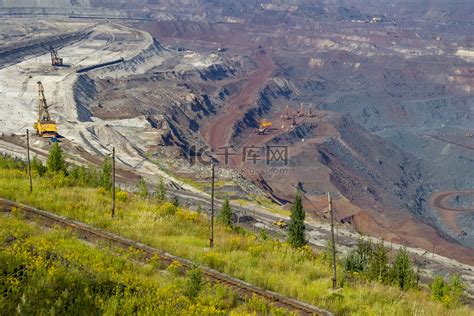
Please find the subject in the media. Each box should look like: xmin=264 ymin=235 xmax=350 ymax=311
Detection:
xmin=430 ymin=190 xmax=474 ymax=235
xmin=427 ymin=134 xmax=474 ymax=151
xmin=203 ymin=49 xmax=275 ymax=155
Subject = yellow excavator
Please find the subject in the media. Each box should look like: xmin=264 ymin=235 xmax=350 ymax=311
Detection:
xmin=34 ymin=81 xmax=58 ymax=137
xmin=257 ymin=119 xmax=273 ymax=135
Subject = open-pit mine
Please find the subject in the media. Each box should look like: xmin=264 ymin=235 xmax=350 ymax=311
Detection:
xmin=0 ymin=0 xmax=473 ymax=296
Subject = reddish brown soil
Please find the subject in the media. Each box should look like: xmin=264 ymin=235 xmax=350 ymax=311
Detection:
xmin=203 ymin=49 xmax=275 ymax=156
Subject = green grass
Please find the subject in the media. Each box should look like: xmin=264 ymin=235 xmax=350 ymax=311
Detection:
xmin=0 ymin=168 xmax=472 ymax=315
xmin=0 ymin=211 xmax=289 ymax=315
xmin=232 ymin=198 xmax=290 ymax=217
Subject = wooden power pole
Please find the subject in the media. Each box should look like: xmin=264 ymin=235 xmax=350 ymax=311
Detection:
xmin=111 ymin=147 xmax=116 ymax=218
xmin=26 ymin=129 xmax=33 ymax=193
xmin=210 ymin=163 xmax=215 ymax=248
xmin=328 ymin=192 xmax=337 ymax=290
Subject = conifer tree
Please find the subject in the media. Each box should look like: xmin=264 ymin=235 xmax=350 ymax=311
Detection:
xmin=138 ymin=177 xmax=148 ymax=198
xmin=430 ymin=275 xmax=448 ymax=302
xmin=389 ymin=247 xmax=418 ymax=291
xmin=157 ymin=177 xmax=166 ymax=201
xmin=100 ymin=155 xmax=112 ymax=190
xmin=288 ymin=192 xmax=306 ymax=248
xmin=448 ymin=274 xmax=465 ymax=306
xmin=219 ymin=198 xmax=232 ymax=227
xmin=367 ymin=240 xmax=389 ymax=282
xmin=46 ymin=143 xmax=66 ymax=174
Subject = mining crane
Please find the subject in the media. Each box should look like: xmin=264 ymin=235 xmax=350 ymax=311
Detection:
xmin=50 ymin=45 xmax=63 ymax=66
xmin=297 ymin=103 xmax=306 ymax=117
xmin=291 ymin=113 xmax=297 ymax=127
xmin=34 ymin=81 xmax=58 ymax=137
xmin=281 ymin=105 xmax=291 ymax=119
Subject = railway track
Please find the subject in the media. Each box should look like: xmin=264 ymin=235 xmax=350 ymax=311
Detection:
xmin=0 ymin=198 xmax=331 ymax=316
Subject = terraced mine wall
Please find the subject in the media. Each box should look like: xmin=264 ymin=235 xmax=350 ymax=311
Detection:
xmin=0 ymin=6 xmax=151 ymax=20
xmin=76 ymin=57 xmax=125 ymax=74
xmin=0 ymin=30 xmax=90 ymax=68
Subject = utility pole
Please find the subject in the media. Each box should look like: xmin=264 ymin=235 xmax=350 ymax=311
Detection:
xmin=210 ymin=163 xmax=215 ymax=248
xmin=26 ymin=129 xmax=33 ymax=193
xmin=328 ymin=192 xmax=337 ymax=290
xmin=111 ymin=147 xmax=116 ymax=218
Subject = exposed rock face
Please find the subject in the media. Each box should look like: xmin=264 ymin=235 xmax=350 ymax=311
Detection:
xmin=77 ymin=41 xmax=247 ymax=158
xmin=316 ymin=116 xmax=425 ymax=218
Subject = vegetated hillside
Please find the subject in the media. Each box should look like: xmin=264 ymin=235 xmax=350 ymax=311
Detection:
xmin=0 ymin=215 xmax=276 ymax=315
xmin=0 ymin=154 xmax=471 ymax=315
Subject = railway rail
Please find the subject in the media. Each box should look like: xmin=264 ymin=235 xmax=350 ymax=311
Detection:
xmin=0 ymin=198 xmax=331 ymax=316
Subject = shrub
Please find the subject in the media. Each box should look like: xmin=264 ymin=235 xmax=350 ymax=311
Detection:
xmin=0 ymin=154 xmax=26 ymax=170
xmin=158 ymin=202 xmax=177 ymax=216
xmin=176 ymin=209 xmax=199 ymax=223
xmin=167 ymin=260 xmax=183 ymax=276
xmin=69 ymin=165 xmax=100 ymax=187
xmin=185 ymin=264 xmax=203 ymax=299
xmin=343 ymin=239 xmax=372 ymax=274
xmin=202 ymin=251 xmax=225 ymax=270
xmin=116 ymin=191 xmax=128 ymax=202
xmin=46 ymin=143 xmax=66 ymax=175
xmin=31 ymin=156 xmax=47 ymax=176
xmin=172 ymin=195 xmax=180 ymax=208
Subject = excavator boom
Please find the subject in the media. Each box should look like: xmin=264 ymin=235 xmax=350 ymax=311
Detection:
xmin=50 ymin=45 xmax=63 ymax=66
xmin=34 ymin=81 xmax=57 ymax=137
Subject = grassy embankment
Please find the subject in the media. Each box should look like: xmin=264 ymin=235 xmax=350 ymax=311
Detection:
xmin=0 ymin=164 xmax=472 ymax=315
xmin=0 ymin=212 xmax=286 ymax=315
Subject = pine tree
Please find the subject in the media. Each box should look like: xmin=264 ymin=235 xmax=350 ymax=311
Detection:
xmin=219 ymin=198 xmax=232 ymax=227
xmin=447 ymin=274 xmax=465 ymax=306
xmin=367 ymin=240 xmax=389 ymax=282
xmin=138 ymin=177 xmax=148 ymax=198
xmin=429 ymin=274 xmax=465 ymax=307
xmin=156 ymin=177 xmax=166 ymax=201
xmin=46 ymin=143 xmax=66 ymax=174
xmin=389 ymin=247 xmax=418 ymax=291
xmin=430 ymin=275 xmax=448 ymax=302
xmin=287 ymin=192 xmax=306 ymax=248
xmin=100 ymin=155 xmax=112 ymax=190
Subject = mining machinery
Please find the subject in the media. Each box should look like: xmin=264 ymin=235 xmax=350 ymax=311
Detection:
xmin=257 ymin=119 xmax=273 ymax=135
xmin=34 ymin=81 xmax=58 ymax=137
xmin=281 ymin=105 xmax=291 ymax=119
xmin=50 ymin=45 xmax=63 ymax=66
xmin=297 ymin=103 xmax=306 ymax=117
xmin=291 ymin=113 xmax=297 ymax=127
